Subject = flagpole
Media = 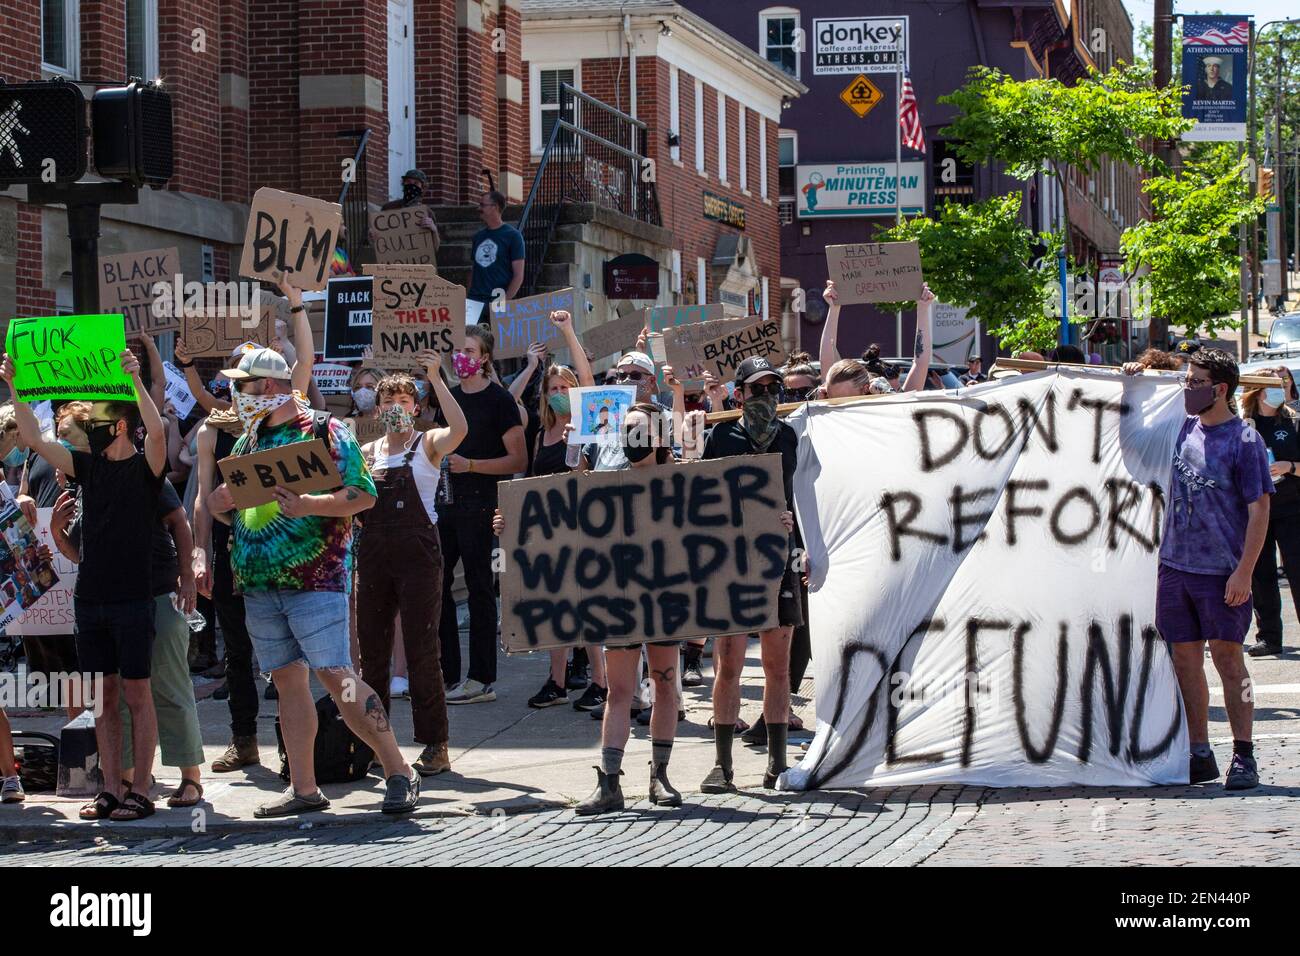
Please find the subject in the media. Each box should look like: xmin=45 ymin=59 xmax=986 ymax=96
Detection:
xmin=895 ymin=19 xmax=904 ymax=357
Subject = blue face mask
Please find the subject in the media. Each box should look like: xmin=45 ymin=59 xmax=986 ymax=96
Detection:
xmin=1264 ymin=387 xmax=1288 ymax=408
xmin=3 ymin=446 xmax=25 ymax=468
xmin=414 ymin=380 xmax=429 ymax=401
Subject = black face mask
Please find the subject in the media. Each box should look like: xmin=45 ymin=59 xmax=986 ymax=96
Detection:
xmin=624 ymin=442 xmax=656 ymax=463
xmin=86 ymin=422 xmax=119 ymax=457
xmin=403 ymin=183 xmax=423 ymax=203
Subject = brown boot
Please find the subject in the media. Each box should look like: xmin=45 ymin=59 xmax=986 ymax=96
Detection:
xmin=211 ymin=736 xmax=260 ymax=773
xmin=413 ymin=743 xmax=451 ymax=776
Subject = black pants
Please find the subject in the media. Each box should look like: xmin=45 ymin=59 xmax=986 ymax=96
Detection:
xmin=437 ymin=498 xmax=499 ymax=686
xmin=1250 ymin=512 xmax=1300 ymax=647
xmin=214 ymin=556 xmax=257 ymax=738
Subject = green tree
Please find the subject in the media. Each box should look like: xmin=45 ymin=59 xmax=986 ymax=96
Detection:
xmin=1121 ymin=145 xmax=1266 ymax=338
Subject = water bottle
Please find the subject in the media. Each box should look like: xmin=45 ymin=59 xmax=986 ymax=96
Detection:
xmin=565 ymin=442 xmax=583 ymax=469
xmin=437 ymin=456 xmax=455 ymax=504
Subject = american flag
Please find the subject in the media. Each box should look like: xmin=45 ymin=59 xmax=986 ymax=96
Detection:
xmin=1184 ymin=19 xmax=1250 ymax=46
xmin=899 ymin=73 xmax=925 ymax=152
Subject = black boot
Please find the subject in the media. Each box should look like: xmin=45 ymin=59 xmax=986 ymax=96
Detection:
xmin=575 ymin=767 xmax=624 ymax=816
xmin=649 ymin=762 xmax=682 ymax=807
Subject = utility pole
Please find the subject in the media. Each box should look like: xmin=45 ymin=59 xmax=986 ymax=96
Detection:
xmin=1249 ymin=20 xmax=1261 ymax=337
xmin=1152 ymin=0 xmax=1174 ymax=348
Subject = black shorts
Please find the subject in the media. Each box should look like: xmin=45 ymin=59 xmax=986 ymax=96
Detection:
xmin=74 ymin=598 xmax=156 ymax=680
xmin=22 ymin=634 xmax=80 ymax=676
xmin=777 ymin=569 xmax=805 ymax=629
xmin=608 ymin=640 xmax=680 ymax=653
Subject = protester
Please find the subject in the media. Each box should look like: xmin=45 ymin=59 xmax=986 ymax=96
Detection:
xmin=1127 ymin=347 xmax=1269 ymax=790
xmin=436 ymin=325 xmax=527 ymax=703
xmin=587 ymin=351 xmax=675 ymax=472
xmin=205 ymin=347 xmax=420 ymax=816
xmin=781 ymin=353 xmax=819 ymax=403
xmin=377 ymin=168 xmax=440 ymax=258
xmin=2 ymin=349 xmax=168 ymax=822
xmin=345 ymin=365 xmax=385 ymax=426
xmin=1241 ymin=366 xmax=1300 ymax=657
xmin=820 ymin=281 xmax=933 ymax=393
xmin=960 ymin=355 xmax=986 ymax=386
xmin=700 ymin=357 xmax=800 ymax=793
xmin=357 ymin=353 xmax=467 ymax=775
xmin=1128 ymin=348 xmax=1182 ymax=372
xmin=468 ymin=190 xmax=525 ymax=311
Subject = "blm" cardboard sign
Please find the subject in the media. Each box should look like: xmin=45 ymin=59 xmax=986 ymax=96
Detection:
xmin=370 ymin=205 xmax=438 ymax=265
xmin=663 ymin=316 xmax=757 ymax=388
xmin=824 ymin=241 xmax=923 ymax=305
xmin=239 ymin=187 xmax=342 ymax=291
xmin=98 ymin=247 xmax=180 ymax=335
xmin=365 ymin=263 xmax=465 ymax=369
xmin=218 ymin=438 xmax=343 ymax=509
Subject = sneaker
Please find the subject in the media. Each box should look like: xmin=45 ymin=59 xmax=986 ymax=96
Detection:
xmin=1247 ymin=640 xmax=1283 ymax=658
xmin=528 ymin=678 xmax=568 ymax=709
xmin=446 ymin=679 xmax=496 ymax=705
xmin=565 ymin=659 xmax=590 ymax=691
xmin=1223 ymin=753 xmax=1259 ymax=791
xmin=382 ymin=771 xmax=421 ymax=814
xmin=210 ymin=735 xmax=260 ymax=773
xmin=390 ymin=676 xmax=410 ymax=699
xmin=590 ymin=702 xmax=605 ymax=720
xmin=1 ymin=775 xmax=24 ymax=804
xmin=1189 ymin=752 xmax=1220 ymax=784
xmin=573 ymin=683 xmax=607 ymax=712
xmin=414 ymin=743 xmax=451 ymax=777
xmin=682 ymin=654 xmax=704 ymax=688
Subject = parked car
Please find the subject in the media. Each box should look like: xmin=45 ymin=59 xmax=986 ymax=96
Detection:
xmin=882 ymin=359 xmax=964 ymax=390
xmin=1265 ymin=313 xmax=1300 ymax=350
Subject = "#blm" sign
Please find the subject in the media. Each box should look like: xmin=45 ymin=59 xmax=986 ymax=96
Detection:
xmin=219 ymin=438 xmax=342 ymax=509
xmin=499 ymin=456 xmax=788 ymax=652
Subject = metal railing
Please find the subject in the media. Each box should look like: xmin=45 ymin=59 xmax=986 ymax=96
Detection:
xmin=517 ymin=85 xmax=661 ymax=296
xmin=337 ymin=128 xmax=372 ymax=265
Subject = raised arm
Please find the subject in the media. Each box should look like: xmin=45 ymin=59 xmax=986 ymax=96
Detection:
xmin=510 ymin=342 xmax=545 ymax=401
xmin=0 ymin=356 xmax=74 ymax=476
xmin=420 ymin=350 xmax=468 ymax=461
xmin=174 ymin=338 xmax=231 ymax=413
xmin=281 ymin=278 xmax=316 ymax=398
xmin=552 ymin=309 xmax=594 ymax=386
xmin=663 ymin=364 xmax=687 ymax=452
xmin=133 ymin=333 xmax=166 ymax=411
xmin=819 ymin=280 xmax=841 ymax=373
xmin=191 ymin=423 xmax=217 ymax=595
xmin=900 ymin=284 xmax=935 ymax=394
xmin=122 ymin=349 xmax=168 ymax=477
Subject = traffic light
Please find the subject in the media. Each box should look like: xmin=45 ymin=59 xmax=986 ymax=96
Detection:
xmin=0 ymin=78 xmax=89 ymax=185
xmin=92 ymin=81 xmax=174 ymax=187
xmin=1258 ymin=167 xmax=1275 ymax=198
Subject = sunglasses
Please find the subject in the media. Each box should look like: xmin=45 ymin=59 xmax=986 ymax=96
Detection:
xmin=747 ymin=381 xmax=783 ymax=398
xmin=784 ymin=387 xmax=813 ymax=401
xmin=617 ymin=371 xmax=649 ymax=382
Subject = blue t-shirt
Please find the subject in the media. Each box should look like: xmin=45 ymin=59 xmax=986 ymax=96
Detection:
xmin=469 ymin=224 xmax=525 ymax=300
xmin=1158 ymin=415 xmax=1273 ymax=576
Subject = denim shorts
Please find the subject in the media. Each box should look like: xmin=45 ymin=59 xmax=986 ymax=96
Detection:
xmin=243 ymin=590 xmax=351 ymax=671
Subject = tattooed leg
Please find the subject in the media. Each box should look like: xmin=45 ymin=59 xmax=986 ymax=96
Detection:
xmin=316 ymin=668 xmax=412 ymax=779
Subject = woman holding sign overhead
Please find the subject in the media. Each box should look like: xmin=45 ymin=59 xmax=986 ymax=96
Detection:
xmin=819 ymin=280 xmax=935 ymax=396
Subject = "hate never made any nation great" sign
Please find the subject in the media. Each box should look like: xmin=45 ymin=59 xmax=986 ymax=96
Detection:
xmin=825 ymin=241 xmax=923 ymax=305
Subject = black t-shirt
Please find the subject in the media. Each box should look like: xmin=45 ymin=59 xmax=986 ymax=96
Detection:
xmin=69 ymin=450 xmax=164 ymax=602
xmin=703 ymin=420 xmax=799 ymax=514
xmin=1254 ymin=413 xmax=1300 ymax=515
xmin=211 ymin=427 xmax=238 ymax=560
xmin=151 ymin=481 xmax=183 ymax=597
xmin=530 ymin=434 xmax=569 ymax=477
xmin=445 ymin=381 xmax=522 ymax=499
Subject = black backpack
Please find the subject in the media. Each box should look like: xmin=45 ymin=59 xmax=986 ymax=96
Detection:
xmin=274 ymin=693 xmax=374 ymax=784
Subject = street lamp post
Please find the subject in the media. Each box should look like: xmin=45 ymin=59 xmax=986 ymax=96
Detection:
xmin=1250 ymin=19 xmax=1300 ymax=316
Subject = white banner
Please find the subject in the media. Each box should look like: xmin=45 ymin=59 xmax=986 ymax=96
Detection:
xmin=783 ymin=369 xmax=1189 ymax=789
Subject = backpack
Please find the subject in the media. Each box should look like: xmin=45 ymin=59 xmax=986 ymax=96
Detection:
xmin=274 ymin=693 xmax=375 ymax=784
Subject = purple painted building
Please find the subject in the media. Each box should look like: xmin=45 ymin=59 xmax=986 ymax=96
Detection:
xmin=679 ymin=0 xmax=1141 ymax=362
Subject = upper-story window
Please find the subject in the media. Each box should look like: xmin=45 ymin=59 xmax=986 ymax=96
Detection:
xmin=42 ymin=0 xmax=80 ymax=78
xmin=532 ymin=65 xmax=578 ymax=154
xmin=126 ymin=0 xmax=159 ymax=81
xmin=760 ymin=8 xmax=801 ymax=79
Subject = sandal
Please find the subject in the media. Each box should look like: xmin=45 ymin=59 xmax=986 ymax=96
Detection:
xmin=167 ymin=779 xmax=204 ymax=809
xmin=789 ymin=713 xmax=805 ymax=732
xmin=108 ymin=791 xmax=155 ymax=821
xmin=706 ymin=716 xmax=750 ymax=734
xmin=79 ymin=791 xmax=120 ymax=821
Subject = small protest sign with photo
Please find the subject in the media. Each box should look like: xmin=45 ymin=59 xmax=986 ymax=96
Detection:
xmin=323 ymin=276 xmax=373 ymax=361
xmin=239 ymin=187 xmax=342 ymax=291
xmin=0 ymin=485 xmax=60 ymax=633
xmin=694 ymin=317 xmax=786 ymax=381
xmin=498 ymin=455 xmax=786 ymax=652
xmin=98 ymin=247 xmax=180 ymax=335
xmin=370 ymin=205 xmax=438 ymax=265
xmin=6 ymin=506 xmax=77 ymax=637
xmin=487 ymin=288 xmax=579 ymax=360
xmin=365 ymin=263 xmax=465 ymax=370
xmin=5 ymin=314 xmax=134 ymax=402
xmin=180 ymin=290 xmax=275 ymax=358
xmin=219 ymin=438 xmax=343 ymax=510
xmin=824 ymin=241 xmax=923 ymax=305
xmin=569 ymin=385 xmax=636 ymax=443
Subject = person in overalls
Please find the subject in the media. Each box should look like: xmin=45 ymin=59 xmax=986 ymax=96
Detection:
xmin=357 ymin=351 xmax=468 ymax=776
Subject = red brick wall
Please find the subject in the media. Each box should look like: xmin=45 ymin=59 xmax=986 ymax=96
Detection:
xmin=248 ymin=0 xmax=302 ymax=192
xmin=81 ymin=0 xmax=126 ymax=81
xmin=457 ymin=12 xmax=488 ymax=199
xmin=160 ymin=0 xmax=222 ymax=198
xmin=415 ymin=0 xmax=460 ymax=204
xmin=495 ymin=3 xmax=525 ymax=200
xmin=220 ymin=0 xmax=250 ymax=203
xmin=5 ymin=0 xmax=54 ymax=316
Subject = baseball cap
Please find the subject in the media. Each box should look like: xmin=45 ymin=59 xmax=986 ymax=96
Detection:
xmin=617 ymin=351 xmax=655 ymax=376
xmin=734 ymin=356 xmax=780 ymax=387
xmin=219 ymin=346 xmax=293 ymax=381
xmin=402 ymin=169 xmax=428 ymax=183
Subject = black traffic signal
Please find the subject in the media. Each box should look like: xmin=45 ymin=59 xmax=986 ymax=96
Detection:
xmin=92 ymin=81 xmax=173 ymax=187
xmin=0 ymin=78 xmax=88 ymax=185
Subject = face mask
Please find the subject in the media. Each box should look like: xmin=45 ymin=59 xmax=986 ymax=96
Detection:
xmin=378 ymin=404 xmax=414 ymax=432
xmin=403 ymin=183 xmax=422 ymax=203
xmin=235 ymin=389 xmax=292 ymax=433
xmin=414 ymin=380 xmax=429 ymax=402
xmin=742 ymin=394 xmax=781 ymax=449
xmin=453 ymin=352 xmax=484 ymax=379
xmin=1183 ymin=384 xmax=1217 ymax=416
xmin=353 ymin=387 xmax=377 ymax=412
xmin=3 ymin=446 xmax=26 ymax=468
xmin=547 ymin=392 xmax=571 ymax=416
xmin=85 ymin=422 xmax=119 ymax=457
xmin=623 ymin=439 xmax=656 ymax=463
xmin=1264 ymin=388 xmax=1287 ymax=408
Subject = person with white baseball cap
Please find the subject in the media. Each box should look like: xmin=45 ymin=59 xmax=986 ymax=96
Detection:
xmin=205 ymin=346 xmax=422 ymax=817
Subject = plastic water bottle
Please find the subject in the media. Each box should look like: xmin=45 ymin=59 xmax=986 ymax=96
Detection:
xmin=437 ymin=456 xmax=454 ymax=504
xmin=179 ymin=606 xmax=206 ymax=632
xmin=565 ymin=442 xmax=583 ymax=469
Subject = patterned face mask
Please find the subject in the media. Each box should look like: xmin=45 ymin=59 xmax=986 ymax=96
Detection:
xmin=234 ymin=389 xmax=292 ymax=435
xmin=453 ymin=351 xmax=484 ymax=379
xmin=378 ymin=404 xmax=415 ymax=432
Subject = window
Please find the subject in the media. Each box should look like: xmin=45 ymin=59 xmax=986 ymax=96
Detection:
xmin=759 ymin=117 xmax=768 ymax=199
xmin=669 ymin=67 xmax=681 ymax=163
xmin=778 ymin=131 xmax=797 ymax=199
xmin=697 ymin=257 xmax=707 ymax=305
xmin=759 ymin=8 xmax=800 ymax=79
xmin=532 ymin=65 xmax=578 ymax=153
xmin=42 ymin=0 xmax=80 ymax=77
xmin=738 ymin=106 xmax=748 ymax=190
xmin=717 ymin=91 xmax=727 ymax=183
xmin=126 ymin=0 xmax=159 ymax=81
xmin=694 ymin=79 xmax=705 ymax=172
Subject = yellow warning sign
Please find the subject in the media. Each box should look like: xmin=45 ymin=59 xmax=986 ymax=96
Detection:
xmin=839 ymin=75 xmax=883 ymax=119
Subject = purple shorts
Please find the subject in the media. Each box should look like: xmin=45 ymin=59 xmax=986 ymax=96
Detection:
xmin=1155 ymin=563 xmax=1252 ymax=645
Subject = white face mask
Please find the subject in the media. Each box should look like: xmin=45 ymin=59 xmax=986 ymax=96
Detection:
xmin=234 ymin=389 xmax=292 ymax=434
xmin=353 ymin=387 xmax=377 ymax=412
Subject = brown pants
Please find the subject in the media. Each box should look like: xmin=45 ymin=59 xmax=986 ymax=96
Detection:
xmin=356 ymin=526 xmax=449 ymax=748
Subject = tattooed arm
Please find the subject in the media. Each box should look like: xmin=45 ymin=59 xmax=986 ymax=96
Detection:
xmin=900 ymin=283 xmax=935 ymax=393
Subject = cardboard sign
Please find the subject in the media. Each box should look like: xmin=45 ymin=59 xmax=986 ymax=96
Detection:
xmin=5 ymin=314 xmax=134 ymax=402
xmin=569 ymin=385 xmax=636 ymax=443
xmin=323 ymin=276 xmax=373 ymax=360
xmin=239 ymin=187 xmax=342 ymax=291
xmin=7 ymin=506 xmax=78 ymax=637
xmin=180 ymin=289 xmax=276 ymax=358
xmin=499 ymin=455 xmax=787 ymax=652
xmin=219 ymin=438 xmax=343 ymax=509
xmin=370 ymin=205 xmax=437 ymax=265
xmin=98 ymin=246 xmax=180 ymax=334
xmin=647 ymin=303 xmax=724 ymax=333
xmin=664 ymin=316 xmax=758 ymax=387
xmin=824 ymin=241 xmax=924 ymax=304
xmin=581 ymin=308 xmax=648 ymax=360
xmin=487 ymin=288 xmax=579 ymax=360
xmin=162 ymin=361 xmax=198 ymax=418
xmin=694 ymin=318 xmax=787 ymax=381
xmin=365 ymin=263 xmax=465 ymax=370
xmin=313 ymin=362 xmax=353 ymax=394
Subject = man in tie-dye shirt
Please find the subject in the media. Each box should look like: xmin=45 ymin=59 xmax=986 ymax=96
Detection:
xmin=207 ymin=347 xmax=421 ymax=818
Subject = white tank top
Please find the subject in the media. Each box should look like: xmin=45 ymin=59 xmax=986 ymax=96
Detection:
xmin=371 ymin=433 xmax=442 ymax=522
